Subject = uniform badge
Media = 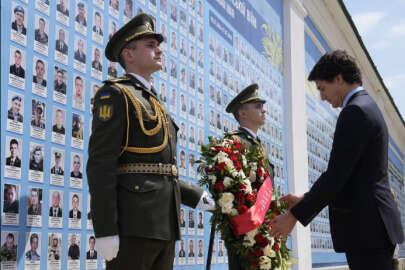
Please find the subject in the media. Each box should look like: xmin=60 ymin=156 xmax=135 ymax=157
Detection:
xmin=98 ymin=104 xmax=113 ymax=121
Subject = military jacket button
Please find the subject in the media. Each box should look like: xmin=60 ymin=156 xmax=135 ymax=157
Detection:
xmin=135 ymin=185 xmax=140 ymax=190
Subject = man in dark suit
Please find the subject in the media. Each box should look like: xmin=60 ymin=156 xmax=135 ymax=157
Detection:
xmin=54 ymin=70 xmax=66 ymax=94
xmin=11 ymin=5 xmax=26 ymax=35
xmin=74 ymin=38 xmax=86 ymax=63
xmin=86 ymin=13 xmax=215 ymax=270
xmin=10 ymin=49 xmax=25 ymax=78
xmin=6 ymin=139 xmax=21 ymax=168
xmin=56 ymin=0 xmax=69 ymax=16
xmin=49 ymin=190 xmax=63 ymax=217
xmin=69 ymin=194 xmax=82 ymax=219
xmin=55 ymin=28 xmax=68 ymax=54
xmin=34 ymin=17 xmax=48 ymax=44
xmin=270 ymin=50 xmax=404 ymax=270
xmin=92 ymin=11 xmax=103 ymax=36
xmin=86 ymin=236 xmax=97 ymax=259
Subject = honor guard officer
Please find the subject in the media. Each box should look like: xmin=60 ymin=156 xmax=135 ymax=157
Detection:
xmin=86 ymin=13 xmax=215 ymax=270
xmin=224 ymin=83 xmax=275 ymax=270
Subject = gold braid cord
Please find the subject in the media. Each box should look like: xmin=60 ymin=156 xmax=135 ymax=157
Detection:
xmin=113 ymin=83 xmax=169 ymax=154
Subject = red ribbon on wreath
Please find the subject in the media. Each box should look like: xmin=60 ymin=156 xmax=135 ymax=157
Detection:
xmin=229 ymin=176 xmax=273 ymax=235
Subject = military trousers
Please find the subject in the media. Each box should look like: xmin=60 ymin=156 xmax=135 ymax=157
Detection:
xmin=106 ymin=236 xmax=175 ymax=270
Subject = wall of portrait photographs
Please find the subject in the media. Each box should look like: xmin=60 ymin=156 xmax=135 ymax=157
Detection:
xmin=304 ymin=17 xmax=405 ymax=267
xmin=1 ymin=0 xmax=286 ymax=269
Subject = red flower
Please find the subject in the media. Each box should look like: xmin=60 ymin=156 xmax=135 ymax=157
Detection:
xmin=257 ymin=167 xmax=263 ymax=178
xmin=214 ymin=181 xmax=225 ymax=192
xmin=234 ymin=161 xmax=242 ymax=171
xmin=274 ymin=243 xmax=280 ymax=252
xmin=235 ymin=192 xmax=245 ymax=205
xmin=245 ymin=193 xmax=256 ymax=203
xmin=255 ymin=233 xmax=269 ymax=247
xmin=233 ymin=140 xmax=241 ymax=150
xmin=253 ymin=248 xmax=263 ymax=257
xmin=251 ymin=262 xmax=259 ymax=267
xmin=216 ymin=162 xmax=227 ymax=172
xmin=204 ymin=167 xmax=211 ymax=173
xmin=239 ymin=184 xmax=247 ymax=192
xmin=237 ymin=205 xmax=248 ymax=214
xmin=223 ymin=147 xmax=232 ymax=155
xmin=214 ymin=146 xmax=223 ymax=152
xmin=258 ymin=160 xmax=263 ymax=165
xmin=230 ymin=153 xmax=238 ymax=162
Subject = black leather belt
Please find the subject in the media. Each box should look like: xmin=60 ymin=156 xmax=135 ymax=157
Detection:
xmin=117 ymin=163 xmax=178 ymax=177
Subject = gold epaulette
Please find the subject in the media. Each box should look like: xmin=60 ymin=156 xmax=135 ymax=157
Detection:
xmin=225 ymin=130 xmax=242 ymax=137
xmin=103 ymin=76 xmax=131 ymax=84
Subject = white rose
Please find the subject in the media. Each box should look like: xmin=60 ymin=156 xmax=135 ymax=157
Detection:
xmin=223 ymin=177 xmax=233 ymax=188
xmin=263 ymin=245 xmax=276 ymax=258
xmin=238 ymin=170 xmax=246 ymax=179
xmin=242 ymin=179 xmax=253 ymax=194
xmin=208 ymin=174 xmax=217 ymax=184
xmin=249 ymin=170 xmax=257 ymax=182
xmin=259 ymin=256 xmax=272 ymax=270
xmin=218 ymin=192 xmax=234 ymax=208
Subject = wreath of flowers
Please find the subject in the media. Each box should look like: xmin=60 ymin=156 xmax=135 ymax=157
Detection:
xmin=198 ymin=136 xmax=293 ymax=270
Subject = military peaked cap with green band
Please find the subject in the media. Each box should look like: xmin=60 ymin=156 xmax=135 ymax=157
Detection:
xmin=105 ymin=13 xmax=164 ymax=62
xmin=225 ymin=83 xmax=266 ymax=114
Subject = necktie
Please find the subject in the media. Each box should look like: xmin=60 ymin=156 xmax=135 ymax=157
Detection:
xmin=54 ymin=209 xmax=57 ymax=217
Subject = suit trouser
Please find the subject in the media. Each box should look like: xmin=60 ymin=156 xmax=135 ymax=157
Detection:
xmin=106 ymin=236 xmax=175 ymax=270
xmin=345 ymin=245 xmax=395 ymax=270
xmin=225 ymin=242 xmax=246 ymax=270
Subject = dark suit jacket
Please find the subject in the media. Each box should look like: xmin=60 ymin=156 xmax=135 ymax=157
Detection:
xmin=291 ymin=90 xmax=404 ymax=252
xmin=87 ymin=74 xmax=204 ymax=241
xmin=69 ymin=209 xmax=82 ymax=219
xmin=10 ymin=64 xmax=25 ymax=78
xmin=92 ymin=26 xmax=103 ymax=36
xmin=11 ymin=21 xmax=26 ymax=35
xmin=6 ymin=156 xmax=21 ymax=167
xmin=33 ymin=76 xmax=47 ymax=87
xmin=55 ymin=40 xmax=68 ymax=54
xmin=34 ymin=29 xmax=48 ymax=44
xmin=49 ymin=207 xmax=62 ymax=217
xmin=56 ymin=4 xmax=69 ymax=16
xmin=74 ymin=50 xmax=86 ymax=63
xmin=86 ymin=250 xmax=97 ymax=259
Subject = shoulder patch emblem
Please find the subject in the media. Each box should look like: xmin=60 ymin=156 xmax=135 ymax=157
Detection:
xmin=100 ymin=92 xmax=111 ymax=100
xmin=98 ymin=104 xmax=113 ymax=121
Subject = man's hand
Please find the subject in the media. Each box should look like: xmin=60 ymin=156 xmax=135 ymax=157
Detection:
xmin=197 ymin=191 xmax=216 ymax=211
xmin=280 ymin=193 xmax=303 ymax=210
xmin=96 ymin=235 xmax=119 ymax=261
xmin=269 ymin=211 xmax=297 ymax=238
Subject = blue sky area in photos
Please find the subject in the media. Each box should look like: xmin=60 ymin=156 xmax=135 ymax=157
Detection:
xmin=343 ymin=0 xmax=405 ymax=120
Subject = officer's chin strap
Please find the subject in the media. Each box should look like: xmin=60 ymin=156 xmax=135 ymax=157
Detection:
xmin=113 ymin=83 xmax=169 ymax=155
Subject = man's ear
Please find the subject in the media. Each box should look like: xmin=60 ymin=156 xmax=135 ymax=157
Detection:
xmin=334 ymin=74 xmax=344 ymax=85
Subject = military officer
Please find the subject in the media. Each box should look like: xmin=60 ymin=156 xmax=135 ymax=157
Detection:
xmin=86 ymin=13 xmax=214 ymax=270
xmin=224 ymin=83 xmax=275 ymax=270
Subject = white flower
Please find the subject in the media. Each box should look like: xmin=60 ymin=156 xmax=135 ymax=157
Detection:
xmin=237 ymin=170 xmax=246 ymax=179
xmin=218 ymin=192 xmax=234 ymax=209
xmin=243 ymin=228 xmax=258 ymax=247
xmin=223 ymin=177 xmax=233 ymax=188
xmin=208 ymin=174 xmax=217 ymax=184
xmin=242 ymin=179 xmax=253 ymax=194
xmin=242 ymin=155 xmax=247 ymax=168
xmin=259 ymin=256 xmax=272 ymax=270
xmin=249 ymin=170 xmax=257 ymax=182
xmin=263 ymin=244 xmax=276 ymax=258
xmin=267 ymin=236 xmax=275 ymax=248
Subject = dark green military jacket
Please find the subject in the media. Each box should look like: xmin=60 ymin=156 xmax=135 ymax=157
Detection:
xmin=87 ymin=74 xmax=203 ymax=241
xmin=225 ymin=127 xmax=275 ymax=181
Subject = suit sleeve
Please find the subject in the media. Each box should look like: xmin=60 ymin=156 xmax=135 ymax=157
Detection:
xmin=291 ymin=105 xmax=371 ymax=226
xmin=178 ymin=179 xmax=203 ymax=208
xmin=86 ymin=85 xmax=125 ymax=237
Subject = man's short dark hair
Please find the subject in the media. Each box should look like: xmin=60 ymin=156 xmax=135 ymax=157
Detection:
xmin=89 ymin=236 xmax=95 ymax=242
xmin=39 ymin=18 xmax=45 ymax=24
xmin=308 ymin=50 xmax=362 ymax=85
xmin=72 ymin=194 xmax=79 ymax=201
xmin=15 ymin=50 xmax=21 ymax=56
xmin=10 ymin=139 xmax=19 ymax=147
xmin=30 ymin=233 xmax=39 ymax=244
xmin=36 ymin=59 xmax=44 ymax=66
xmin=118 ymin=42 xmax=137 ymax=69
xmin=7 ymin=233 xmax=14 ymax=241
xmin=57 ymin=69 xmax=64 ymax=75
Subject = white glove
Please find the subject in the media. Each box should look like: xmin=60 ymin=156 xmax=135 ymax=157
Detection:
xmin=197 ymin=191 xmax=216 ymax=211
xmin=96 ymin=235 xmax=119 ymax=261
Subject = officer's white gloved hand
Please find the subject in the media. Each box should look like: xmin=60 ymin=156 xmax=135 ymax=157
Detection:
xmin=96 ymin=235 xmax=120 ymax=261
xmin=197 ymin=191 xmax=216 ymax=211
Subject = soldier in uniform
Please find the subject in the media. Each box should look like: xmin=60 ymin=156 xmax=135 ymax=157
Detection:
xmin=224 ymin=83 xmax=275 ymax=270
xmin=86 ymin=13 xmax=214 ymax=270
